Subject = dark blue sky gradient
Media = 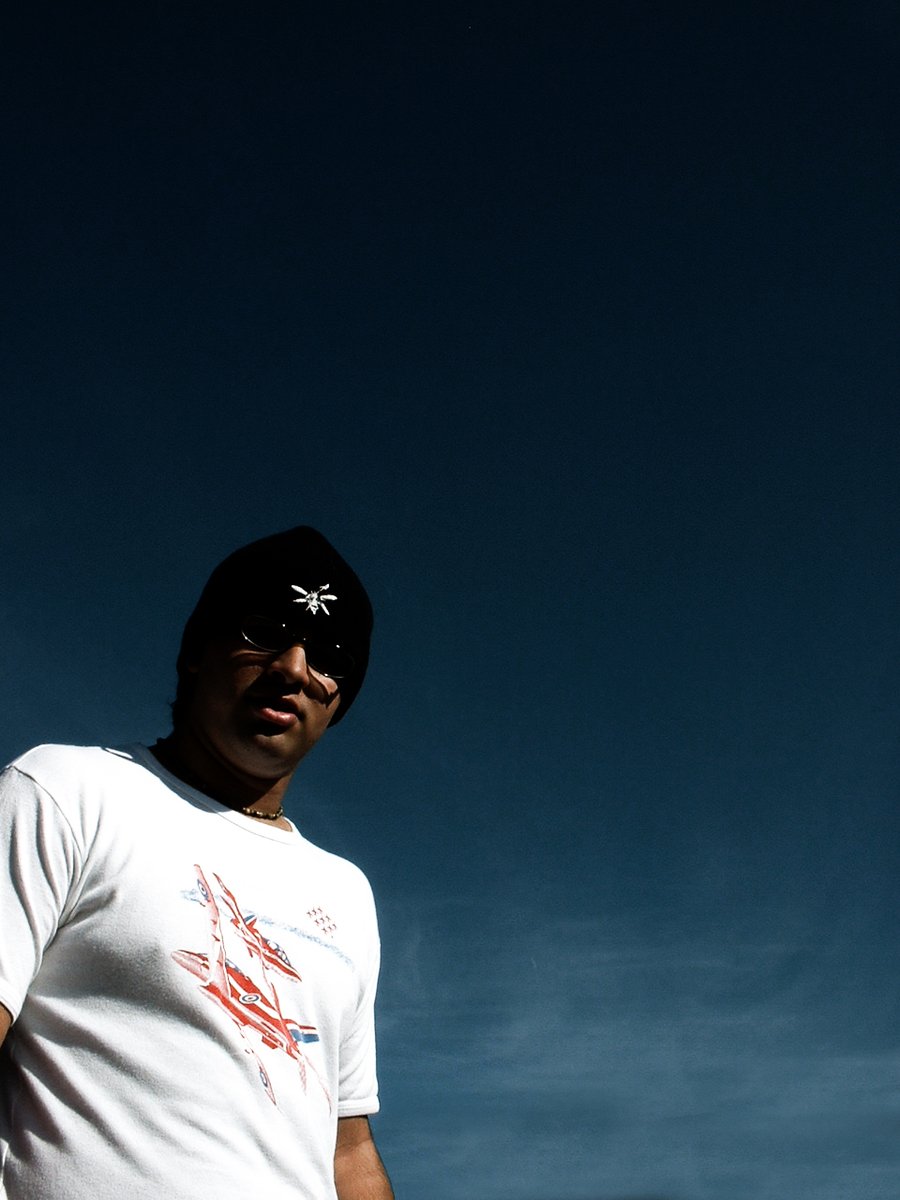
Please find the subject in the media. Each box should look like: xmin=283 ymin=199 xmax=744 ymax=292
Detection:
xmin=2 ymin=4 xmax=899 ymax=1197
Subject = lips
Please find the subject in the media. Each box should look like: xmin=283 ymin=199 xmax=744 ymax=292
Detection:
xmin=245 ymin=692 xmax=302 ymax=727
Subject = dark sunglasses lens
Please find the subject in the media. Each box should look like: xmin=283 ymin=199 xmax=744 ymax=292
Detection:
xmin=305 ymin=643 xmax=355 ymax=680
xmin=241 ymin=617 xmax=292 ymax=654
xmin=241 ymin=618 xmax=354 ymax=680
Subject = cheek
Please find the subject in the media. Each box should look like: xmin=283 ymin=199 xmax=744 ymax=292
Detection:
xmin=319 ymin=688 xmax=342 ymax=728
xmin=306 ymin=703 xmax=339 ymax=746
xmin=196 ymin=645 xmax=259 ymax=690
xmin=190 ymin=658 xmax=254 ymax=719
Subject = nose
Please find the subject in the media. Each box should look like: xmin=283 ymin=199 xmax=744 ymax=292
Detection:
xmin=267 ymin=642 xmax=313 ymax=688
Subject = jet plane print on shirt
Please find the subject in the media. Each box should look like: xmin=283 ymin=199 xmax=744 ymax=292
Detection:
xmin=172 ymin=864 xmax=330 ymax=1108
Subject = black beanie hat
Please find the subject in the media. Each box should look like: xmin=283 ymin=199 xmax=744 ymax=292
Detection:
xmin=176 ymin=526 xmax=373 ymax=724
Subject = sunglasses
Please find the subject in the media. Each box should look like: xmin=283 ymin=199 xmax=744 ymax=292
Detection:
xmin=240 ymin=615 xmax=356 ymax=680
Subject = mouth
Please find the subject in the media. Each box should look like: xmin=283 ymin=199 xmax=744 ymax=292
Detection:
xmin=245 ymin=693 xmax=302 ymax=728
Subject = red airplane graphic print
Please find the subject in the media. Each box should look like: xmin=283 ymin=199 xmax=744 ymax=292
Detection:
xmin=172 ymin=864 xmax=330 ymax=1109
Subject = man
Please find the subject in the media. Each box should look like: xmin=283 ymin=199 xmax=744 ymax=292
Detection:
xmin=0 ymin=526 xmax=393 ymax=1200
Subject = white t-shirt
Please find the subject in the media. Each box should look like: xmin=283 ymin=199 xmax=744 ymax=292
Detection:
xmin=0 ymin=744 xmax=382 ymax=1200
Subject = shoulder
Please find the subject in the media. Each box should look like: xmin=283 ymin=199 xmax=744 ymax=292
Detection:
xmin=9 ymin=742 xmax=117 ymax=773
xmin=0 ymin=744 xmax=180 ymax=873
xmin=2 ymin=745 xmax=160 ymax=825
xmin=6 ymin=743 xmax=139 ymax=790
xmin=290 ymin=834 xmax=380 ymax=936
xmin=296 ymin=834 xmax=376 ymax=900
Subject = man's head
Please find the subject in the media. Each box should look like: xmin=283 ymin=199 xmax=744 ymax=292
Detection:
xmin=174 ymin=526 xmax=373 ymax=734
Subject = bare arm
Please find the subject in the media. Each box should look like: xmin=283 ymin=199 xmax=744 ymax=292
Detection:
xmin=0 ymin=1003 xmax=11 ymax=1047
xmin=334 ymin=1116 xmax=394 ymax=1200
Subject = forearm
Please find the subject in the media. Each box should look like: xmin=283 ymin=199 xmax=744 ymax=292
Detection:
xmin=334 ymin=1117 xmax=394 ymax=1200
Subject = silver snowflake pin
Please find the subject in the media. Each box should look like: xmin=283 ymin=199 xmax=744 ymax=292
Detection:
xmin=291 ymin=583 xmax=337 ymax=616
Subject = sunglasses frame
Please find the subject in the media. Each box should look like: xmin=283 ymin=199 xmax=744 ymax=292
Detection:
xmin=239 ymin=615 xmax=355 ymax=681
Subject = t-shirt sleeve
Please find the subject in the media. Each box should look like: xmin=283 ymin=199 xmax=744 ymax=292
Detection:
xmin=336 ymin=889 xmax=382 ymax=1118
xmin=0 ymin=765 xmax=82 ymax=1021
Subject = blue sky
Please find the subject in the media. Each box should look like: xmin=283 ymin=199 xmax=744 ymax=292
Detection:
xmin=1 ymin=3 xmax=899 ymax=1197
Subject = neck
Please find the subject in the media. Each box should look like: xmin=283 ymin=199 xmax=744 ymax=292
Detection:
xmin=151 ymin=735 xmax=291 ymax=826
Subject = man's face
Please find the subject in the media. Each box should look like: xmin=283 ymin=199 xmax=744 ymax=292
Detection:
xmin=182 ymin=630 xmax=341 ymax=787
